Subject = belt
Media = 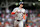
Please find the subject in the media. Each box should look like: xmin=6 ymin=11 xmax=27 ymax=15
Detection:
xmin=17 ymin=20 xmax=21 ymax=22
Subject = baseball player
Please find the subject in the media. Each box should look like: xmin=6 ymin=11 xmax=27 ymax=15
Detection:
xmin=11 ymin=2 xmax=26 ymax=27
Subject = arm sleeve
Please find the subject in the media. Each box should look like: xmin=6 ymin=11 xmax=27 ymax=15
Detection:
xmin=12 ymin=8 xmax=16 ymax=12
xmin=23 ymin=9 xmax=26 ymax=20
xmin=11 ymin=8 xmax=16 ymax=15
xmin=23 ymin=9 xmax=26 ymax=14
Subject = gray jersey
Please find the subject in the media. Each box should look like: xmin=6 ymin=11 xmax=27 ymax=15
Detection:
xmin=12 ymin=7 xmax=25 ymax=20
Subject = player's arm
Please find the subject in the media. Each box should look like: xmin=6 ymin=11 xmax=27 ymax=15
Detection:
xmin=11 ymin=12 xmax=15 ymax=15
xmin=23 ymin=9 xmax=26 ymax=20
xmin=23 ymin=12 xmax=26 ymax=20
xmin=11 ymin=8 xmax=17 ymax=15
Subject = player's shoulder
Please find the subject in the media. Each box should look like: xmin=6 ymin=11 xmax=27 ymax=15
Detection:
xmin=22 ymin=8 xmax=25 ymax=10
xmin=14 ymin=7 xmax=19 ymax=9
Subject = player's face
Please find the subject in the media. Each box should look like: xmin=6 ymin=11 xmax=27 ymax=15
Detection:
xmin=20 ymin=4 xmax=23 ymax=7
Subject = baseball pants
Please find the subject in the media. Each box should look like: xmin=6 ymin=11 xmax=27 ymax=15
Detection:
xmin=14 ymin=20 xmax=23 ymax=27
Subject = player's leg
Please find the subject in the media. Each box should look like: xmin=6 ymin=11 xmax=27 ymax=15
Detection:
xmin=19 ymin=20 xmax=23 ymax=27
xmin=14 ymin=20 xmax=18 ymax=27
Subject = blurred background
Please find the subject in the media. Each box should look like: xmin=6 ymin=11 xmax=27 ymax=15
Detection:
xmin=0 ymin=0 xmax=40 ymax=27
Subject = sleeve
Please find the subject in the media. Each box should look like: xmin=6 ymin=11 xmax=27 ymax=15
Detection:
xmin=12 ymin=8 xmax=16 ymax=12
xmin=23 ymin=9 xmax=26 ymax=20
xmin=24 ymin=9 xmax=26 ymax=13
xmin=11 ymin=8 xmax=17 ymax=15
xmin=23 ymin=9 xmax=26 ymax=14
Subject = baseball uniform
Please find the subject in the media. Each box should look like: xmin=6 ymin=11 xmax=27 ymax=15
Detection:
xmin=12 ymin=7 xmax=26 ymax=27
